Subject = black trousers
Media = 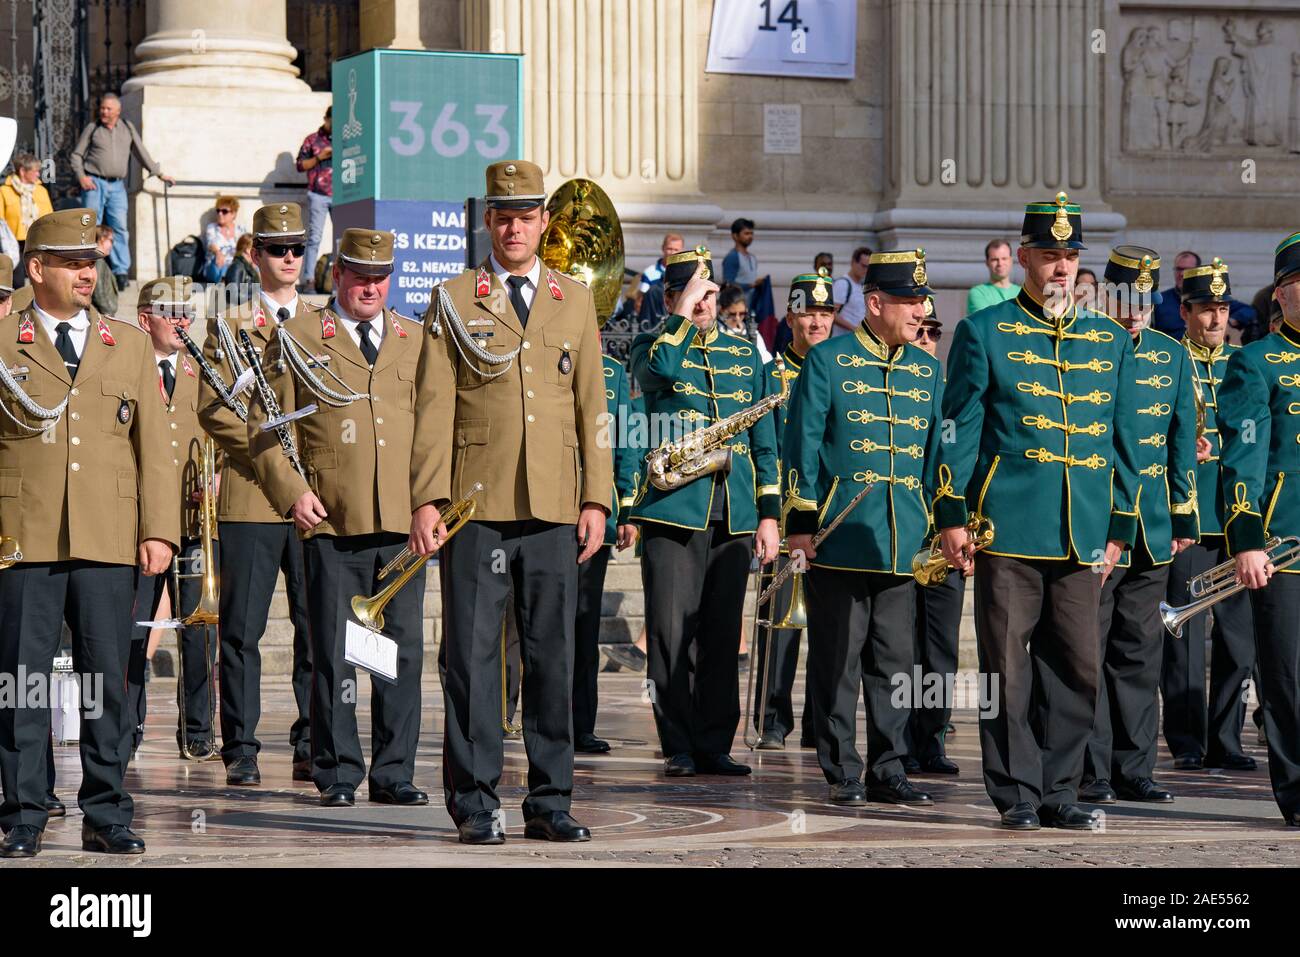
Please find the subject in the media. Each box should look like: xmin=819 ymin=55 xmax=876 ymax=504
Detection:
xmin=1247 ymin=574 xmax=1300 ymax=821
xmin=302 ymin=532 xmax=424 ymax=791
xmin=973 ymin=553 xmax=1102 ymax=813
xmin=573 ymin=545 xmax=611 ymax=738
xmin=1086 ymin=545 xmax=1170 ymax=783
xmin=641 ymin=521 xmax=751 ymax=759
xmin=1161 ymin=538 xmax=1255 ymax=761
xmin=0 ymin=561 xmax=136 ymax=831
xmin=907 ymin=573 xmax=965 ymax=761
xmin=217 ymin=521 xmax=313 ymax=764
xmin=752 ymin=555 xmax=815 ymax=741
xmin=441 ymin=520 xmax=579 ymax=823
xmin=805 ymin=567 xmax=914 ymax=784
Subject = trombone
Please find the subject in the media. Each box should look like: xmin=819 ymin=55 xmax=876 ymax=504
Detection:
xmin=912 ymin=512 xmax=995 ymax=586
xmin=0 ymin=536 xmax=21 ymax=569
xmin=1160 ymin=535 xmax=1300 ymax=638
xmin=351 ymin=483 xmax=483 ymax=633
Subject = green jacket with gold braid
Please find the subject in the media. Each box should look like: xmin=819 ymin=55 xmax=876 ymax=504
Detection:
xmin=932 ymin=288 xmax=1143 ymax=562
xmin=1218 ymin=321 xmax=1300 ymax=564
xmin=603 ymin=354 xmax=642 ymax=545
xmin=1185 ymin=338 xmax=1237 ymax=537
xmin=761 ymin=344 xmax=805 ymax=469
xmin=781 ymin=323 xmax=943 ymax=574
xmin=1120 ymin=327 xmax=1200 ymax=566
xmin=629 ymin=314 xmax=779 ymax=532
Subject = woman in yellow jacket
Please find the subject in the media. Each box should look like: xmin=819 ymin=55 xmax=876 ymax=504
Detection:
xmin=1 ymin=154 xmax=54 ymax=241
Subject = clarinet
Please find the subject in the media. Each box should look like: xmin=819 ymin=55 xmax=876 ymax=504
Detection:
xmin=177 ymin=325 xmax=249 ymax=422
xmin=238 ymin=328 xmax=307 ymax=482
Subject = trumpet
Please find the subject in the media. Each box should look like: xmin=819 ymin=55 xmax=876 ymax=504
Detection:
xmin=0 ymin=535 xmax=21 ymax=569
xmin=912 ymin=513 xmax=996 ymax=586
xmin=351 ymin=483 xmax=483 ymax=633
xmin=1160 ymin=535 xmax=1300 ymax=638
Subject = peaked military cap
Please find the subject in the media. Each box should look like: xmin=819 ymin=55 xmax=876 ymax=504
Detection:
xmin=0 ymin=254 xmax=12 ymax=294
xmin=1182 ymin=257 xmax=1231 ymax=304
xmin=24 ymin=208 xmax=104 ymax=260
xmin=864 ymin=248 xmax=932 ymax=298
xmin=485 ymin=160 xmax=546 ymax=210
xmin=252 ymin=202 xmax=306 ymax=242
xmin=138 ymin=275 xmax=196 ymax=318
xmin=1103 ymin=244 xmax=1162 ymax=308
xmin=788 ymin=267 xmax=835 ymax=312
xmin=337 ymin=228 xmax=395 ymax=277
xmin=1021 ymin=191 xmax=1086 ymax=250
xmin=663 ymin=245 xmax=713 ymax=292
xmin=1275 ymin=231 xmax=1300 ymax=285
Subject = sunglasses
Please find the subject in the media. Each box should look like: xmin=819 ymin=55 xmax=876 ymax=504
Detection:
xmin=0 ymin=293 xmax=10 ymax=305
xmin=916 ymin=328 xmax=943 ymax=341
xmin=216 ymin=207 xmax=234 ymax=215
xmin=261 ymin=243 xmax=305 ymax=259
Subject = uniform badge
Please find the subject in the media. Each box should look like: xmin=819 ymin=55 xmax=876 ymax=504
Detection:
xmin=476 ymin=268 xmax=491 ymax=298
xmin=1209 ymin=258 xmax=1227 ymax=298
xmin=253 ymin=306 xmax=267 ymax=328
xmin=321 ymin=312 xmax=337 ymax=339
xmin=1050 ymin=191 xmax=1073 ymax=242
xmin=912 ymin=249 xmax=928 ymax=287
xmin=1135 ymin=257 xmax=1154 ymax=294
xmin=389 ymin=311 xmax=407 ymax=338
xmin=97 ymin=319 xmax=116 ymax=346
xmin=812 ymin=281 xmax=829 ymax=304
xmin=559 ymin=350 xmax=573 ymax=376
xmin=17 ymin=317 xmax=34 ymax=344
xmin=181 ymin=355 xmax=196 ymax=377
xmin=546 ymin=272 xmax=564 ymax=301
xmin=118 ymin=400 xmax=131 ymax=424
xmin=924 ymin=297 xmax=934 ymax=317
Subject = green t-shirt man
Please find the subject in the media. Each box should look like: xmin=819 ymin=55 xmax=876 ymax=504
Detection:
xmin=965 ymin=281 xmax=1020 ymax=316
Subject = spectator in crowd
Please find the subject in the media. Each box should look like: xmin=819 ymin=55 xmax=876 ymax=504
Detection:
xmin=1 ymin=153 xmax=53 ymax=243
xmin=223 ymin=233 xmax=260 ymax=307
xmin=91 ymin=225 xmax=118 ymax=318
xmin=915 ymin=309 xmax=943 ymax=357
xmin=814 ymin=252 xmax=834 ymax=276
xmin=832 ymin=245 xmax=871 ymax=336
xmin=722 ymin=217 xmax=766 ymax=299
xmin=717 ymin=282 xmax=772 ymax=365
xmin=296 ymin=105 xmax=333 ymax=293
xmin=965 ymin=238 xmax=1020 ymax=315
xmin=71 ymin=92 xmax=175 ymax=291
xmin=1075 ymin=267 xmax=1098 ymax=311
xmin=637 ymin=233 xmax=683 ymax=327
xmin=201 ymin=195 xmax=246 ymax=284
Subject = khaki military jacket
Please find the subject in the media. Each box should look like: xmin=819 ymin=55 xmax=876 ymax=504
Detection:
xmin=157 ymin=351 xmax=218 ymax=541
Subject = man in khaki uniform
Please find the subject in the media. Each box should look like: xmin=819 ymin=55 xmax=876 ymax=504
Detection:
xmin=197 ymin=202 xmax=314 ymax=786
xmin=409 ymin=160 xmax=613 ymax=845
xmin=126 ymin=276 xmax=219 ymax=759
xmin=0 ymin=209 xmax=178 ymax=858
xmin=250 ymin=228 xmax=427 ymax=809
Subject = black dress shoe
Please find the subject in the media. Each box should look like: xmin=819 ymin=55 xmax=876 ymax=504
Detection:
xmin=1 ymin=825 xmax=42 ymax=858
xmin=225 ymin=756 xmax=261 ymax=786
xmin=798 ymin=735 xmax=816 ymax=749
xmin=180 ymin=739 xmax=213 ymax=760
xmin=575 ymin=733 xmax=611 ymax=754
xmin=664 ymin=754 xmax=696 ymax=777
xmin=1287 ymin=811 xmax=1300 ymax=828
xmin=1079 ymin=778 xmax=1117 ymax=804
xmin=1173 ymin=754 xmax=1203 ymax=770
xmin=292 ymin=760 xmax=313 ymax=782
xmin=901 ymin=755 xmax=923 ymax=775
xmin=1206 ymin=752 xmax=1257 ymax=771
xmin=756 ymin=730 xmax=785 ymax=751
xmin=458 ymin=810 xmax=506 ymax=845
xmin=602 ymin=644 xmax=647 ymax=673
xmin=695 ymin=753 xmax=752 ymax=776
xmin=1000 ymin=802 xmax=1040 ymax=830
xmin=369 ymin=782 xmax=428 ymax=806
xmin=1116 ymin=777 xmax=1174 ymax=803
xmin=920 ymin=755 xmax=960 ymax=775
xmin=1040 ymin=803 xmax=1100 ymax=830
xmin=524 ymin=810 xmax=591 ymax=842
xmin=82 ymin=823 xmax=146 ymax=854
xmin=320 ymin=784 xmax=355 ymax=807
xmin=829 ymin=779 xmax=868 ymax=806
xmin=867 ymin=774 xmax=933 ymax=807
xmin=45 ymin=793 xmax=67 ymax=817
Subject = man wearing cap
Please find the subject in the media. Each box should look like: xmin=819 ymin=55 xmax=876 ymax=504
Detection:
xmin=251 ymin=227 xmax=426 ymax=810
xmin=1162 ymin=257 xmax=1258 ymax=773
xmin=629 ymin=246 xmax=780 ymax=781
xmin=1080 ymin=247 xmax=1198 ymax=806
xmin=0 ymin=209 xmax=179 ymax=858
xmin=751 ymin=269 xmax=834 ymax=752
xmin=409 ymin=160 xmax=613 ymax=845
xmin=128 ymin=276 xmax=220 ymax=759
xmin=1215 ymin=230 xmax=1300 ymax=827
xmin=934 ymin=194 xmax=1143 ymax=831
xmin=781 ymin=250 xmax=941 ymax=807
xmin=198 ymin=202 xmax=315 ymax=787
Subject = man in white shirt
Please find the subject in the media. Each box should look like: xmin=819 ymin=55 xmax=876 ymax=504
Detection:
xmin=832 ymin=246 xmax=871 ymax=336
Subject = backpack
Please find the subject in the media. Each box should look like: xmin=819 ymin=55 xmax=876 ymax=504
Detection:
xmin=168 ymin=235 xmax=206 ymax=281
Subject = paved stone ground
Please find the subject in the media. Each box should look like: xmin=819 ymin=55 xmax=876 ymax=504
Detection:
xmin=11 ymin=672 xmax=1298 ymax=868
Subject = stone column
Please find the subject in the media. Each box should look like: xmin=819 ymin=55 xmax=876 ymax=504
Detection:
xmin=360 ymin=0 xmax=426 ymax=52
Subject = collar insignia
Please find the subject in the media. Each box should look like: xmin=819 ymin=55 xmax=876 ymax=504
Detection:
xmin=476 ymin=268 xmax=491 ymax=299
xmin=321 ymin=312 xmax=337 ymax=339
xmin=546 ymin=271 xmax=564 ymax=301
xmin=97 ymin=318 xmax=115 ymax=346
xmin=17 ymin=317 xmax=34 ymax=344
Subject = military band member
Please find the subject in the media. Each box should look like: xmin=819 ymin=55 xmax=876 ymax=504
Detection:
xmin=907 ymin=297 xmax=963 ymax=775
xmin=1081 ymin=248 xmax=1198 ymax=805
xmin=198 ymin=202 xmax=314 ymax=786
xmin=0 ymin=210 xmax=179 ymax=858
xmin=935 ymin=195 xmax=1143 ymax=830
xmin=1162 ymin=258 xmax=1258 ymax=772
xmin=409 ymin=160 xmax=613 ymax=845
xmin=629 ymin=246 xmax=780 ymax=779
xmin=1217 ymin=230 xmax=1300 ymax=827
xmin=573 ymin=352 xmax=641 ymax=754
xmin=752 ymin=270 xmax=834 ymax=750
xmin=782 ymin=250 xmax=941 ymax=806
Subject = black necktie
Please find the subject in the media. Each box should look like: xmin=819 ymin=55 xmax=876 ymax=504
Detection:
xmin=54 ymin=321 xmax=79 ymax=381
xmin=277 ymin=306 xmax=290 ymax=325
xmin=356 ymin=320 xmax=378 ymax=365
xmin=159 ymin=360 xmax=175 ymax=401
xmin=506 ymin=275 xmax=531 ymax=327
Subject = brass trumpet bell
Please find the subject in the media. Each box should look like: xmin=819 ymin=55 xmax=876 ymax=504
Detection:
xmin=912 ymin=513 xmax=995 ymax=586
xmin=0 ymin=535 xmax=21 ymax=570
xmin=770 ymin=570 xmax=807 ymax=630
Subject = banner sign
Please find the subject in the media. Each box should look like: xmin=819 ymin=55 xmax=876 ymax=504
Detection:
xmin=705 ymin=0 xmax=856 ymax=80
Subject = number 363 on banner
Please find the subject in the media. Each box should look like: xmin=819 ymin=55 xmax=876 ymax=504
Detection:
xmin=705 ymin=0 xmax=856 ymax=80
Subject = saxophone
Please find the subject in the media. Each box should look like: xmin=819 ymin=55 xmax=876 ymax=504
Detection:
xmin=647 ymin=355 xmax=787 ymax=492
